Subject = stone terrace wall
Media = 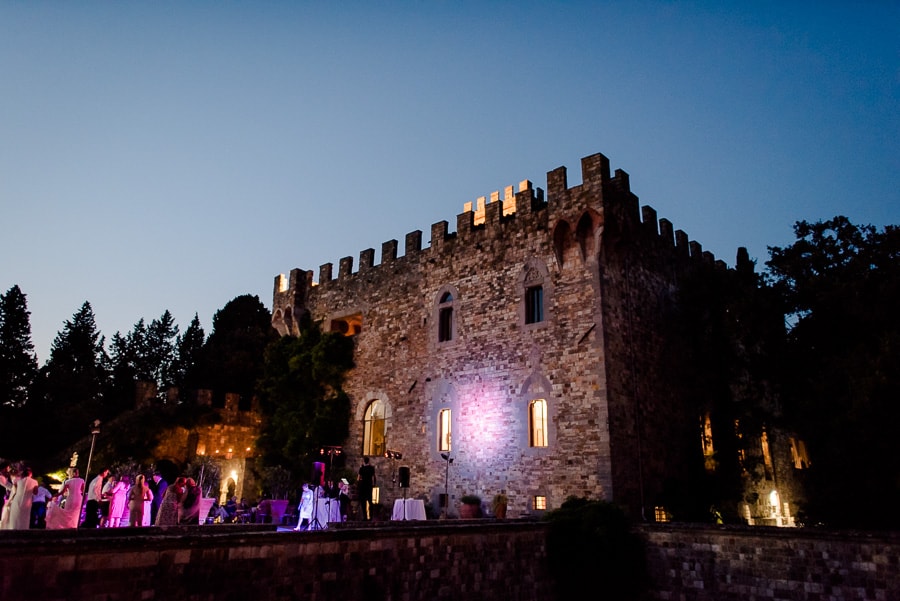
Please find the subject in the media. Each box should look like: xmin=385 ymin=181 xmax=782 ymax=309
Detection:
xmin=2 ymin=522 xmax=897 ymax=601
xmin=0 ymin=522 xmax=553 ymax=601
xmin=640 ymin=523 xmax=900 ymax=601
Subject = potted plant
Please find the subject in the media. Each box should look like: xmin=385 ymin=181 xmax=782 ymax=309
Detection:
xmin=260 ymin=466 xmax=292 ymax=524
xmin=459 ymin=494 xmax=482 ymax=519
xmin=185 ymin=455 xmax=221 ymax=523
xmin=492 ymin=493 xmax=508 ymax=518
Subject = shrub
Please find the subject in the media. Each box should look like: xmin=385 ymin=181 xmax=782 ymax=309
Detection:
xmin=545 ymin=496 xmax=647 ymax=600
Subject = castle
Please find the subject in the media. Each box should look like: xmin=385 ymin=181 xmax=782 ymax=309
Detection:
xmin=272 ymin=152 xmax=804 ymax=523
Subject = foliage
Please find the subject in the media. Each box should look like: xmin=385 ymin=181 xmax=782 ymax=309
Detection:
xmin=460 ymin=494 xmax=481 ymax=505
xmin=170 ymin=313 xmax=205 ymax=398
xmin=256 ymin=315 xmax=354 ymax=479
xmin=258 ymin=465 xmax=293 ymax=499
xmin=666 ymin=249 xmax=785 ymax=522
xmin=765 ymin=217 xmax=900 ymax=528
xmin=0 ymin=285 xmax=38 ymax=409
xmin=185 ymin=454 xmax=222 ymax=498
xmin=192 ymin=294 xmax=276 ymax=397
xmin=34 ymin=301 xmax=110 ymax=447
xmin=107 ymin=311 xmax=180 ymax=407
xmin=491 ymin=493 xmax=508 ymax=511
xmin=545 ymin=497 xmax=647 ymax=601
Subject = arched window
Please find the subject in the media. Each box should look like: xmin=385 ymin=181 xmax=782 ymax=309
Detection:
xmin=438 ymin=408 xmax=452 ymax=452
xmin=529 ymin=399 xmax=548 ymax=447
xmin=363 ymin=400 xmax=386 ymax=457
xmin=525 ymin=285 xmax=543 ymax=324
xmin=518 ymin=260 xmax=551 ymax=329
xmin=438 ymin=292 xmax=453 ymax=342
xmin=434 ymin=286 xmax=460 ymax=345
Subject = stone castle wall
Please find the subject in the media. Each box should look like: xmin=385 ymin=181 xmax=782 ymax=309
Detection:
xmin=271 ymin=152 xmax=799 ymax=522
xmin=273 ymin=154 xmax=791 ymax=519
xmin=2 ymin=523 xmax=896 ymax=601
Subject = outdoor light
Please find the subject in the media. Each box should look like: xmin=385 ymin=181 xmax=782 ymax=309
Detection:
xmin=440 ymin=453 xmax=454 ymax=518
xmin=384 ymin=450 xmax=402 ymax=460
xmin=83 ymin=419 xmax=101 ymax=508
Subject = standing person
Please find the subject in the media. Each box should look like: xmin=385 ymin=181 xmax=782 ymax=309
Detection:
xmin=31 ymin=478 xmax=53 ymax=528
xmin=357 ymin=457 xmax=376 ymax=521
xmin=0 ymin=464 xmax=13 ymax=529
xmin=178 ymin=478 xmax=201 ymax=525
xmin=99 ymin=475 xmax=115 ymax=527
xmin=149 ymin=472 xmax=168 ymax=526
xmin=108 ymin=475 xmax=129 ymax=528
xmin=8 ymin=466 xmax=38 ymax=530
xmin=127 ymin=474 xmax=152 ymax=527
xmin=82 ymin=468 xmax=109 ymax=528
xmin=155 ymin=477 xmax=184 ymax=526
xmin=53 ymin=468 xmax=85 ymax=529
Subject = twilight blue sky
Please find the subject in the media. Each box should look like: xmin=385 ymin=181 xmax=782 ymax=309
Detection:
xmin=1 ymin=1 xmax=897 ymax=363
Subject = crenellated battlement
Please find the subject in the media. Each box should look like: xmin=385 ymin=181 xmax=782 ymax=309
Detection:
xmin=273 ymin=152 xmax=726 ymax=325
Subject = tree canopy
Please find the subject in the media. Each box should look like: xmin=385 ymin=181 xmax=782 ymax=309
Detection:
xmin=766 ymin=217 xmax=900 ymax=528
xmin=0 ymin=285 xmax=38 ymax=409
xmin=256 ymin=315 xmax=355 ymax=480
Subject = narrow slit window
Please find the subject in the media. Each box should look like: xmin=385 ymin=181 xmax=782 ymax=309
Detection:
xmin=529 ymin=399 xmax=548 ymax=447
xmin=438 ymin=408 xmax=452 ymax=452
xmin=525 ymin=285 xmax=544 ymax=324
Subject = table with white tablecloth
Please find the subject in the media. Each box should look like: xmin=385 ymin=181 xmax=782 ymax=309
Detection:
xmin=391 ymin=498 xmax=427 ymax=521
xmin=304 ymin=493 xmax=342 ymax=529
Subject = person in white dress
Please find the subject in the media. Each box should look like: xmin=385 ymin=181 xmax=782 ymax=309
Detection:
xmin=47 ymin=468 xmax=85 ymax=529
xmin=107 ymin=475 xmax=129 ymax=528
xmin=4 ymin=466 xmax=38 ymax=530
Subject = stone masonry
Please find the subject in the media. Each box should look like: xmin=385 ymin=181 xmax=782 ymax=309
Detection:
xmin=271 ymin=151 xmax=800 ymax=522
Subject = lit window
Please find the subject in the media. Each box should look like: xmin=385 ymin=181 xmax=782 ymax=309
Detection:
xmin=761 ymin=429 xmax=774 ymax=480
xmin=438 ymin=408 xmax=452 ymax=452
xmin=789 ymin=437 xmax=811 ymax=469
xmin=363 ymin=400 xmax=386 ymax=457
xmin=525 ymin=285 xmax=544 ymax=324
xmin=533 ymin=496 xmax=547 ymax=510
xmin=330 ymin=312 xmax=363 ymax=336
xmin=529 ymin=399 xmax=548 ymax=447
xmin=700 ymin=413 xmax=715 ymax=472
xmin=654 ymin=506 xmax=670 ymax=523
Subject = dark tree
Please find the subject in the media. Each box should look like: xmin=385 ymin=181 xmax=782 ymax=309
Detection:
xmin=146 ymin=310 xmax=179 ymax=392
xmin=170 ymin=312 xmax=205 ymax=397
xmin=256 ymin=316 xmax=354 ymax=477
xmin=37 ymin=301 xmax=110 ymax=445
xmin=669 ymin=249 xmax=786 ymax=522
xmin=0 ymin=285 xmax=38 ymax=408
xmin=766 ymin=217 xmax=900 ymax=528
xmin=193 ymin=294 xmax=276 ymax=400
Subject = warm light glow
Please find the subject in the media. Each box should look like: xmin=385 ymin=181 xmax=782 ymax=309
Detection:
xmin=278 ymin=274 xmax=289 ymax=293
xmin=245 ymin=447 xmax=251 ymax=452
xmin=230 ymin=470 xmax=238 ymax=482
xmin=529 ymin=399 xmax=548 ymax=447
xmin=533 ymin=496 xmax=547 ymax=510
xmin=372 ymin=487 xmax=380 ymax=504
xmin=438 ymin=408 xmax=452 ymax=452
xmin=363 ymin=400 xmax=386 ymax=456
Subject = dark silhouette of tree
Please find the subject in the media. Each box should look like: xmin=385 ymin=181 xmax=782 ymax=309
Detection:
xmin=170 ymin=313 xmax=205 ymax=398
xmin=193 ymin=294 xmax=275 ymax=401
xmin=146 ymin=310 xmax=179 ymax=392
xmin=766 ymin=217 xmax=900 ymax=528
xmin=0 ymin=285 xmax=38 ymax=408
xmin=256 ymin=315 xmax=354 ymax=477
xmin=668 ymin=249 xmax=786 ymax=522
xmin=36 ymin=301 xmax=110 ymax=447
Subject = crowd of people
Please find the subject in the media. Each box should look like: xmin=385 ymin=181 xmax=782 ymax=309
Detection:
xmin=2 ymin=457 xmax=378 ymax=531
xmin=0 ymin=462 xmax=207 ymax=530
